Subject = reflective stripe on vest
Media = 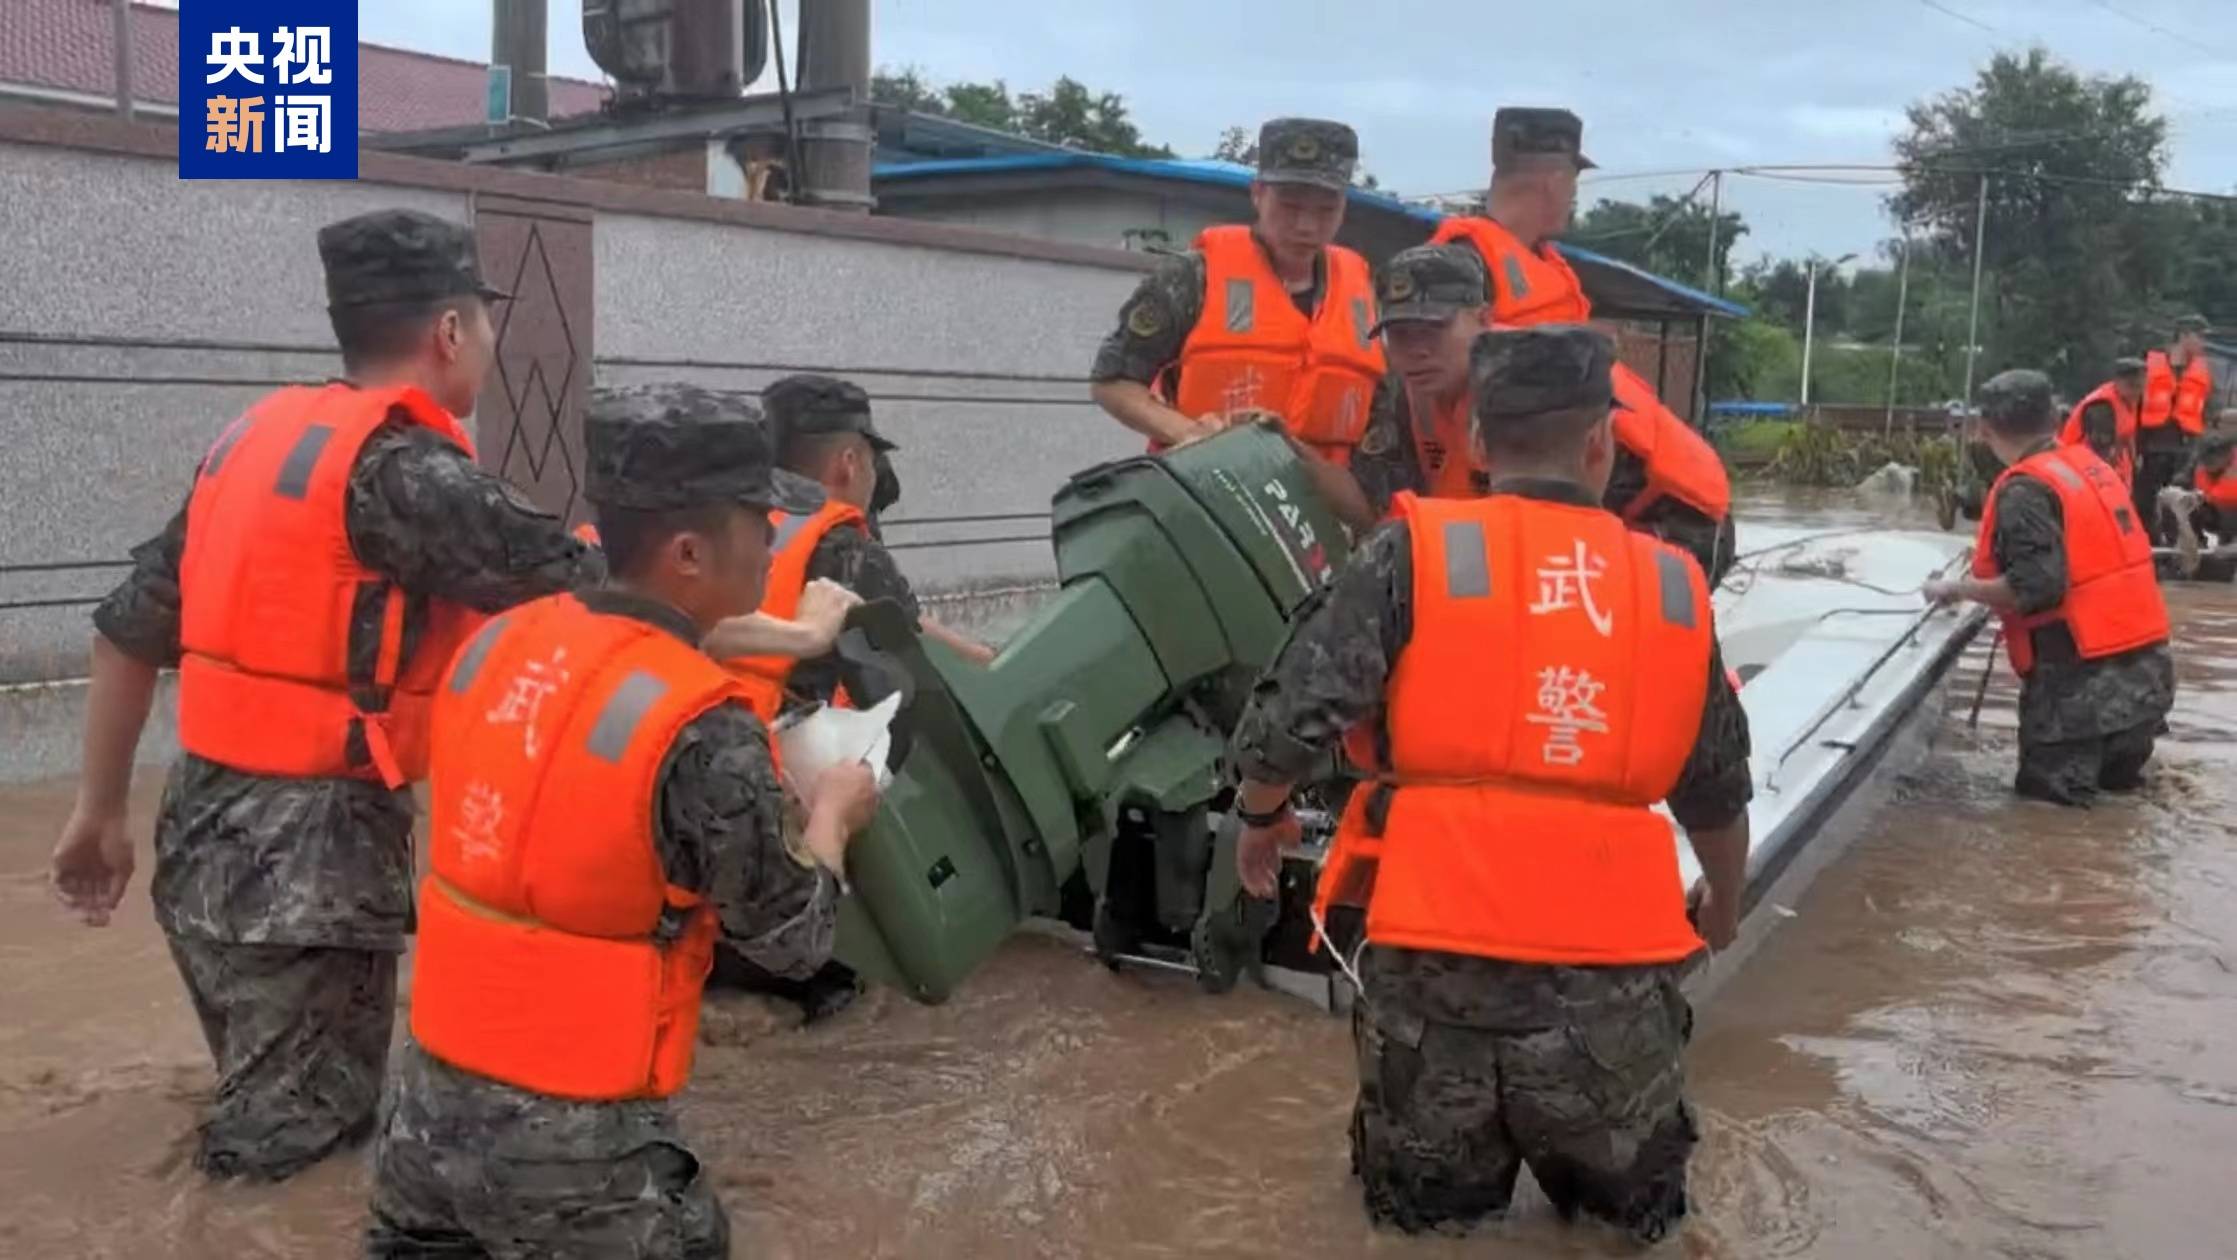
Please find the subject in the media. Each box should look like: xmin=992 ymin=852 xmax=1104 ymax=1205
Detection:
xmin=175 ymin=382 xmax=483 ymax=786
xmin=414 ymin=593 xmax=750 ymax=1101
xmin=1167 ymin=225 xmax=1386 ymax=464
xmin=1972 ymin=444 xmax=2170 ymax=677
xmin=725 ymin=499 xmax=869 ymax=723
xmin=2141 ymin=350 xmax=2213 ymax=435
xmin=1317 ymin=492 xmax=1713 ymax=966
xmin=1430 ymin=216 xmax=1594 ymax=325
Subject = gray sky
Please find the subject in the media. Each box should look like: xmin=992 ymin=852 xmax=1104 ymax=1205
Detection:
xmin=360 ymin=0 xmax=2237 ymax=275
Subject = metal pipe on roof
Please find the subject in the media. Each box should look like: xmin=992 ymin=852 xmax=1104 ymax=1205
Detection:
xmin=109 ymin=0 xmax=133 ymax=121
xmin=492 ymin=0 xmax=549 ymax=124
xmin=796 ymin=0 xmax=873 ymax=211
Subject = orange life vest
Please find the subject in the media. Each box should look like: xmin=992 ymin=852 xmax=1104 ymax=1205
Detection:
xmin=1972 ymin=444 xmax=2169 ymax=677
xmin=2142 ymin=350 xmax=2213 ymax=436
xmin=413 ymin=593 xmax=751 ymax=1101
xmin=176 ymin=383 xmax=483 ymax=788
xmin=1609 ymin=366 xmax=1732 ymax=523
xmin=2197 ymin=462 xmax=2237 ymax=512
xmin=1433 ymin=218 xmax=1727 ymax=525
xmin=2058 ymin=381 xmax=2139 ymax=488
xmin=726 ymin=500 xmax=868 ymax=723
xmin=1431 ymin=215 xmax=1594 ymax=325
xmin=1167 ymin=225 xmax=1385 ymax=465
xmin=1317 ymin=492 xmax=1713 ymax=965
xmin=1405 ymin=387 xmax=1484 ymax=499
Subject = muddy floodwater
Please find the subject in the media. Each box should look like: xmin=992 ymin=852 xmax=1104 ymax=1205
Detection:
xmin=4 ymin=491 xmax=2235 ymax=1259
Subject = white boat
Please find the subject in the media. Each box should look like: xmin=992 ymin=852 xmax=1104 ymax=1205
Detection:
xmin=1689 ymin=527 xmax=1988 ymax=963
xmin=1259 ymin=524 xmax=1989 ymax=1009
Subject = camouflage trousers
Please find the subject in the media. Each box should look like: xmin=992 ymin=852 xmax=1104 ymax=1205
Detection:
xmin=165 ymin=935 xmax=396 ymax=1181
xmin=365 ymin=1042 xmax=730 ymax=1259
xmin=2016 ymin=718 xmax=2159 ymax=807
xmin=1348 ymin=947 xmax=1699 ymax=1243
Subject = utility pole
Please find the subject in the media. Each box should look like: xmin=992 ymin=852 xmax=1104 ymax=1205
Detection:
xmin=1885 ymin=230 xmax=1912 ymax=436
xmin=110 ymin=0 xmax=134 ymax=120
xmin=1702 ymin=170 xmax=1724 ymax=295
xmin=1694 ymin=170 xmax=1723 ymax=427
xmin=1800 ymin=252 xmax=1857 ymax=409
xmin=1962 ymin=173 xmax=1990 ymax=405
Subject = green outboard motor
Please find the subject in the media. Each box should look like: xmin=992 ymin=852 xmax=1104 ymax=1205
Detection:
xmin=828 ymin=422 xmax=1351 ymax=1002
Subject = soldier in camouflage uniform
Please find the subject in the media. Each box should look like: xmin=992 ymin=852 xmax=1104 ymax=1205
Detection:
xmin=1342 ymin=246 xmax=1736 ymax=585
xmin=1925 ymin=370 xmax=2177 ymax=805
xmin=47 ymin=210 xmax=601 ymax=1183
xmin=1343 ymin=244 xmax=1495 ymax=517
xmin=710 ymin=374 xmax=996 ymax=1023
xmin=764 ymin=372 xmax=997 ymax=695
xmin=1089 ymin=117 xmax=1377 ymax=451
xmin=365 ymin=385 xmax=880 ymax=1259
xmin=1229 ymin=327 xmax=1754 ymax=1243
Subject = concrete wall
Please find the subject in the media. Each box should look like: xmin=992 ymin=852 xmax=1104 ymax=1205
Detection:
xmin=0 ymin=108 xmax=1149 ymax=780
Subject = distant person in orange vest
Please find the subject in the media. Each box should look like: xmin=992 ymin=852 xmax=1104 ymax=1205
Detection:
xmin=2058 ymin=355 xmax=2145 ymax=488
xmin=364 ymin=384 xmax=881 ymax=1258
xmin=1089 ymin=118 xmax=1384 ymax=463
xmin=1430 ymin=107 xmax=1735 ymax=584
xmin=1925 ymin=369 xmax=2174 ymax=805
xmin=2134 ymin=314 xmax=2217 ymax=541
xmin=45 ymin=210 xmax=603 ymax=1181
xmin=2181 ymin=429 xmax=2237 ymax=544
xmin=1229 ymin=326 xmax=1753 ymax=1243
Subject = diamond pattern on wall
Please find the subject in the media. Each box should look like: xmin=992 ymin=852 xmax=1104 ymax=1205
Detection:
xmin=475 ymin=207 xmax=594 ymax=525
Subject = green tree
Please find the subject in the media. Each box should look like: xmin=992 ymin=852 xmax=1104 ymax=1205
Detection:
xmin=872 ymin=66 xmax=1172 ymax=158
xmin=1016 ymin=77 xmax=1173 ymax=157
xmin=1210 ymin=126 xmax=1256 ymax=165
xmin=1571 ymin=194 xmax=1748 ymax=295
xmin=1890 ymin=46 xmax=2169 ymax=391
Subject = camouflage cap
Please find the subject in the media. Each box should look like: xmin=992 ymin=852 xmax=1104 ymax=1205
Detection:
xmin=762 ymin=373 xmax=897 ymax=452
xmin=1491 ymin=107 xmax=1595 ymax=172
xmin=317 ymin=209 xmax=509 ymax=309
xmin=2176 ymin=313 xmax=2212 ymax=335
xmin=1976 ymin=368 xmax=2056 ymax=428
xmin=2112 ymin=355 xmax=2147 ymax=378
xmin=1370 ymin=245 xmax=1490 ymax=335
xmin=584 ymin=383 xmax=824 ymax=514
xmin=1256 ymin=118 xmax=1358 ymax=190
xmin=1469 ymin=325 xmax=1614 ymax=420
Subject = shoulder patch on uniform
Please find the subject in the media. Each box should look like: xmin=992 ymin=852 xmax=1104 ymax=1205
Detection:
xmin=1358 ymin=421 xmax=1395 ymax=456
xmin=1125 ymin=299 xmax=1166 ymax=338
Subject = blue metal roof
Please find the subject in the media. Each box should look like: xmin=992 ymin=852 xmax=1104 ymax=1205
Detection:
xmin=874 ymin=151 xmax=1750 ymax=320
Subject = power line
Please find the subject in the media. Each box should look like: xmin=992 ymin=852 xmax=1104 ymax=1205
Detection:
xmin=1916 ymin=0 xmax=2000 ymax=35
xmin=2086 ymin=0 xmax=2199 ymax=47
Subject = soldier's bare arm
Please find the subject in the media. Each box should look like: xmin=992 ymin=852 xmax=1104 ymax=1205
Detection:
xmin=52 ymin=501 xmax=192 ymax=923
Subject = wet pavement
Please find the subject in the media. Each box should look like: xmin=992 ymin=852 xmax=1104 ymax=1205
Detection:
xmin=2 ymin=491 xmax=2234 ymax=1258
